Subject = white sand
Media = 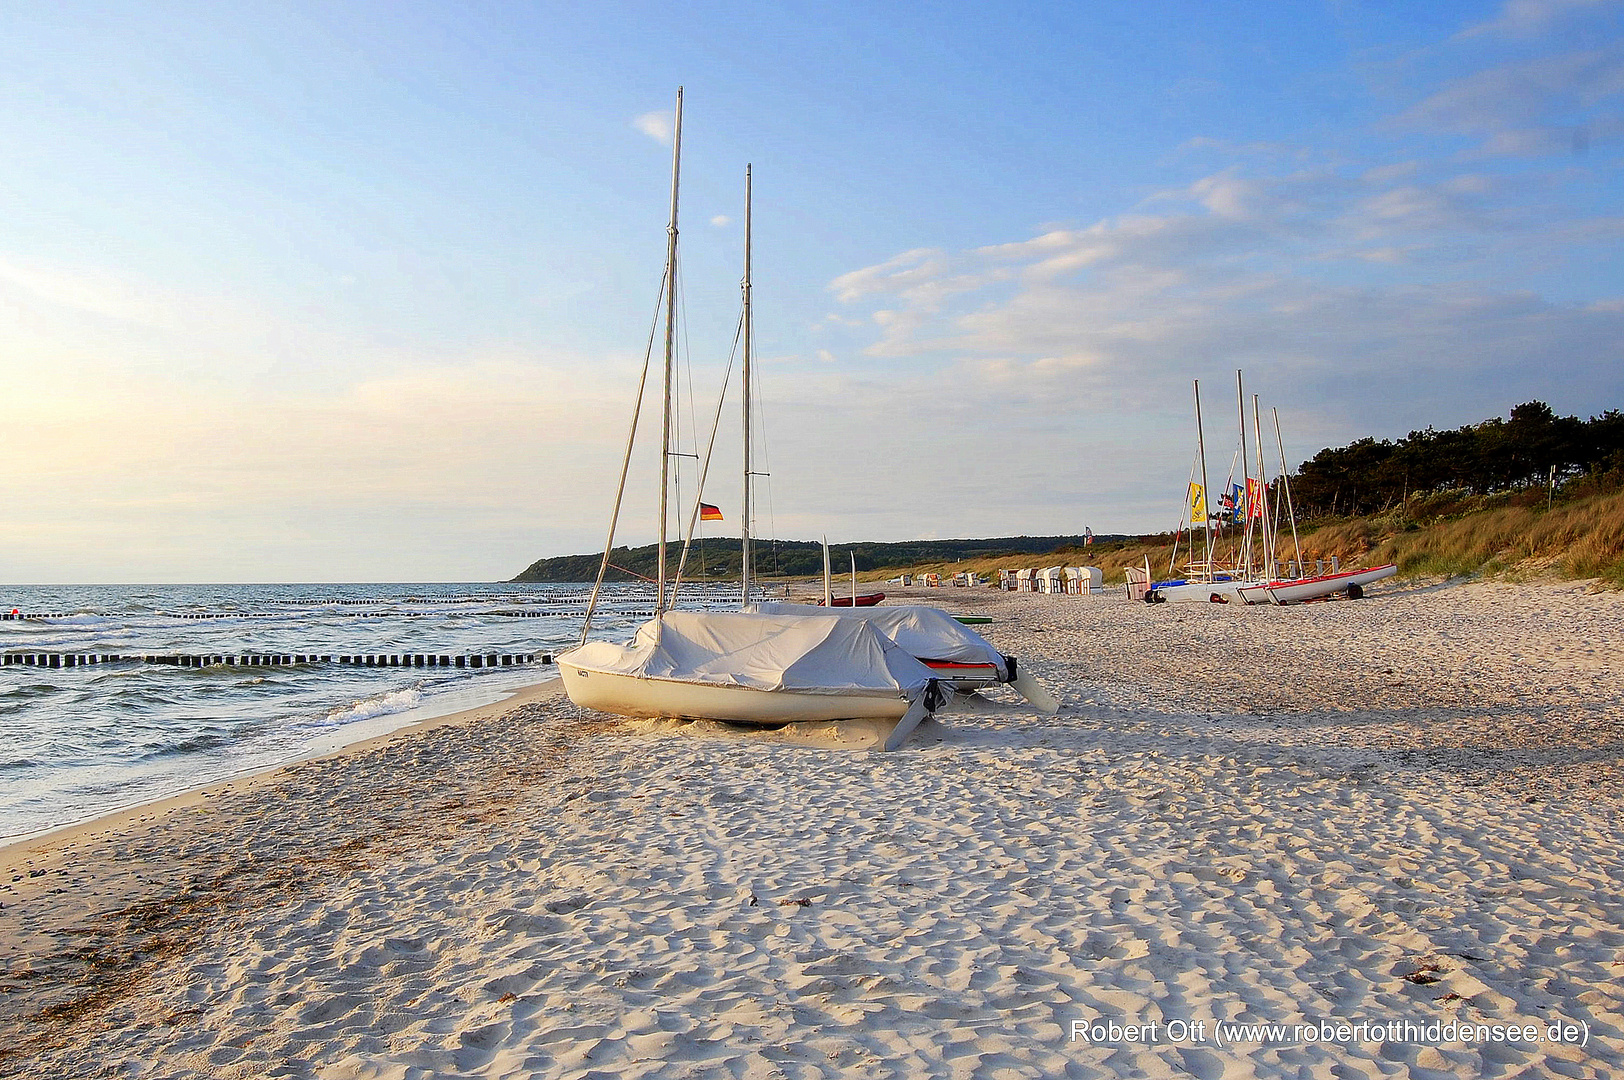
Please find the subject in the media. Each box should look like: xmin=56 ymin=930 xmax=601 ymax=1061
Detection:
xmin=3 ymin=578 xmax=1622 ymax=1078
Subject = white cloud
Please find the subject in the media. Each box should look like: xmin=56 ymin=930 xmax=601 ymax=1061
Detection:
xmin=632 ymin=110 xmax=675 ymax=145
xmin=817 ymin=133 xmax=1624 ymax=480
xmin=710 ymin=215 xmax=731 ymax=227
xmin=828 ymin=247 xmax=950 ymax=302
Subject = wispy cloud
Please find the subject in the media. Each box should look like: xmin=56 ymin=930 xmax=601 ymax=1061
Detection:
xmin=822 ymin=115 xmax=1624 ymax=444
xmin=632 ymin=109 xmax=675 ymax=145
xmin=1460 ymin=0 xmax=1620 ymax=39
xmin=1394 ymin=47 xmax=1624 ymax=157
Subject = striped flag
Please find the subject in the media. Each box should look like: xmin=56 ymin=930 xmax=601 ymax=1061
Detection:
xmin=700 ymin=502 xmax=724 ymax=521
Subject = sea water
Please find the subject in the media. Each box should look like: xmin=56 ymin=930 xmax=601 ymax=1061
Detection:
xmin=0 ymin=581 xmax=731 ymax=841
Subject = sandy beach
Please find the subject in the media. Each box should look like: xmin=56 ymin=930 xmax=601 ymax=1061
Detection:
xmin=3 ymin=578 xmax=1622 ymax=1079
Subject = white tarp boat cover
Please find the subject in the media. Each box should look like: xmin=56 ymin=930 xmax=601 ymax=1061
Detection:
xmin=562 ymin=610 xmax=936 ymax=697
xmin=748 ymin=602 xmax=1011 ymax=674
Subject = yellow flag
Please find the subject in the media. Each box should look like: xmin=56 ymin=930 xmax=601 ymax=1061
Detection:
xmin=1187 ymin=482 xmax=1207 ymax=525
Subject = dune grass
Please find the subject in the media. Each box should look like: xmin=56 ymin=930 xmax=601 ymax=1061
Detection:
xmin=860 ymin=486 xmax=1624 ymax=589
xmin=1289 ymin=487 xmax=1624 ymax=587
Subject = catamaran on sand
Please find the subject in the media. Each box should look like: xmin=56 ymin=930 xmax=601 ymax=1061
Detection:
xmin=1146 ymin=373 xmax=1396 ymax=605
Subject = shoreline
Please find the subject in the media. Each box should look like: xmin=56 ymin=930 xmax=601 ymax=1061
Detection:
xmin=0 ymin=673 xmax=564 ymax=859
xmin=4 ymin=579 xmax=1623 ymax=1078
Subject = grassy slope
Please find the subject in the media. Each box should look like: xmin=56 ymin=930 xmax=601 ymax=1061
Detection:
xmin=1299 ymin=486 xmax=1624 ymax=586
xmin=857 ymin=487 xmax=1624 ymax=589
xmin=514 ymin=488 xmax=1624 ymax=589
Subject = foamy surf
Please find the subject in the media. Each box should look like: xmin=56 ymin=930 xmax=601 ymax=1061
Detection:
xmin=321 ymin=686 xmax=425 ymax=727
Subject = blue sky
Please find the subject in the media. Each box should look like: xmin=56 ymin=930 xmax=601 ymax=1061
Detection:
xmin=2 ymin=0 xmax=1621 ymax=581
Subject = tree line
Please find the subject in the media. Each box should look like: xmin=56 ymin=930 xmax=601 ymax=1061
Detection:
xmin=512 ymin=535 xmax=1103 ymax=582
xmin=1287 ymin=402 xmax=1624 ymax=519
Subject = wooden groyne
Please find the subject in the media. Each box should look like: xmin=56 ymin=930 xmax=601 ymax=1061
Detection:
xmin=2 ymin=653 xmax=553 ymax=669
xmin=6 ymin=599 xmax=657 ymax=622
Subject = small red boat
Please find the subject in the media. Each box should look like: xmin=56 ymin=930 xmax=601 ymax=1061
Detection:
xmin=819 ymin=592 xmax=886 ymax=607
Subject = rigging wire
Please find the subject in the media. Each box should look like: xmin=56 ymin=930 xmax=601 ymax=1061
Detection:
xmin=670 ymin=308 xmax=745 ymax=602
xmin=577 ymin=264 xmax=670 ymax=646
xmin=1171 ymin=452 xmax=1199 ymax=576
xmin=678 ymin=249 xmax=699 ymax=554
xmin=670 ymin=250 xmax=685 ymax=583
xmin=751 ymin=322 xmax=779 ymax=580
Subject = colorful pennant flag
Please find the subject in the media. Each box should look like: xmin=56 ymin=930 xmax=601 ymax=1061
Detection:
xmin=1187 ymin=483 xmax=1207 ymax=525
xmin=699 ymin=502 xmax=724 ymax=521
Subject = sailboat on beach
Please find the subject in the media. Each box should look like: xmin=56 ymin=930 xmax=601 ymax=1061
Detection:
xmin=747 ymin=545 xmax=1058 ymax=712
xmin=1147 ymin=373 xmax=1396 ymax=604
xmin=556 ymin=92 xmax=949 ymax=749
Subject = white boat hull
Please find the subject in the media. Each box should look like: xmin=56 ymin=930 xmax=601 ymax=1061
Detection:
xmin=1147 ymin=579 xmax=1254 ymax=604
xmin=1149 ymin=564 xmax=1397 ymax=605
xmin=1236 ymin=564 xmax=1397 ymax=605
xmin=559 ymin=660 xmax=913 ymax=725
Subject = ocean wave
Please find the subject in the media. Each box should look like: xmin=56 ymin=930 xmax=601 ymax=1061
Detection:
xmin=0 ymin=683 xmax=65 ymax=700
xmin=138 ymin=731 xmax=228 ymax=759
xmin=321 ymin=686 xmax=424 ymax=727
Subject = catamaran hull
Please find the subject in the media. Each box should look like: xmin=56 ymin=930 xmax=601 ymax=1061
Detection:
xmin=1146 ymin=579 xmax=1253 ymax=604
xmin=1236 ymin=564 xmax=1397 ymax=605
xmin=558 ymin=661 xmax=913 ymax=725
xmin=1149 ymin=564 xmax=1397 ymax=605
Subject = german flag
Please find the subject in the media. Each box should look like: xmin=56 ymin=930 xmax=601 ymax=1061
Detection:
xmin=700 ymin=502 xmax=724 ymax=521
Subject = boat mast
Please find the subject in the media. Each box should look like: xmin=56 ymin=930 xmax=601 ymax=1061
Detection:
xmin=657 ymin=88 xmax=684 ymax=617
xmin=1194 ymin=380 xmax=1213 ymax=578
xmin=1252 ymin=394 xmax=1270 ymax=578
xmin=1236 ymin=370 xmax=1251 ymax=579
xmin=822 ymin=537 xmax=833 ymax=606
xmin=1273 ymin=407 xmax=1304 ymax=576
xmin=741 ymin=164 xmax=753 ymax=607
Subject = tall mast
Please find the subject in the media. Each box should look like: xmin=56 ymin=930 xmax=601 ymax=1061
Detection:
xmin=1194 ymin=380 xmax=1212 ymax=577
xmin=740 ymin=164 xmax=753 ymax=606
xmin=822 ymin=537 xmax=833 ymax=606
xmin=657 ymin=88 xmax=683 ymax=616
xmin=1236 ymin=370 xmax=1251 ymax=579
xmin=1273 ymin=408 xmax=1304 ymax=576
xmin=1252 ymin=393 xmax=1270 ymax=578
